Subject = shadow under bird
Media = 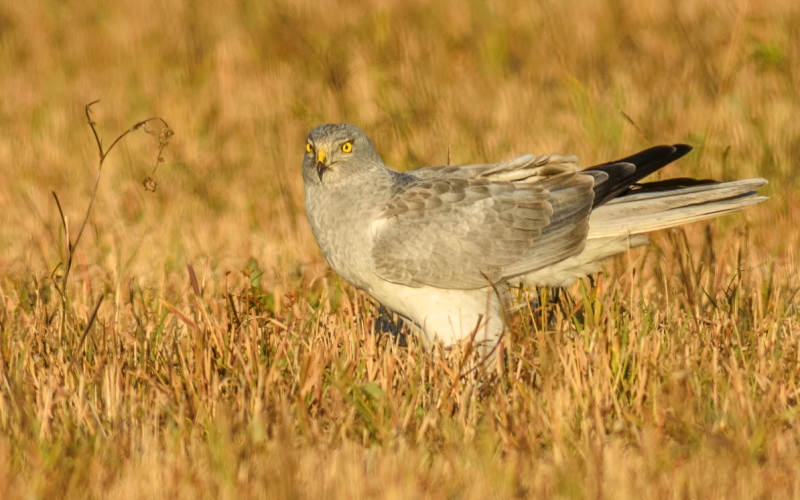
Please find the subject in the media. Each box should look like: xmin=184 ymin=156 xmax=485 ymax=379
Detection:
xmin=302 ymin=124 xmax=767 ymax=348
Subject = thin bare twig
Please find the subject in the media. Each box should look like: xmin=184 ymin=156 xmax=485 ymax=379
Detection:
xmin=51 ymin=101 xmax=173 ymax=349
xmin=55 ymin=101 xmax=173 ymax=297
xmin=76 ymin=294 xmax=104 ymax=354
xmin=50 ymin=190 xmax=70 ymax=253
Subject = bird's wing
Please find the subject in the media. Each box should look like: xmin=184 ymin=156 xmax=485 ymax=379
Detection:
xmin=371 ymin=157 xmax=596 ymax=290
xmin=584 ymin=144 xmax=693 ymax=207
xmin=411 ymin=153 xmax=598 ymax=182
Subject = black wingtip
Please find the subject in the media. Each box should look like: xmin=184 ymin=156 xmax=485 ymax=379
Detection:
xmin=672 ymin=143 xmax=693 ymax=158
xmin=587 ymin=143 xmax=695 ymax=207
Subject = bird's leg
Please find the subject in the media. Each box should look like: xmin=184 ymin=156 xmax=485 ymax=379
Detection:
xmin=375 ymin=304 xmax=408 ymax=347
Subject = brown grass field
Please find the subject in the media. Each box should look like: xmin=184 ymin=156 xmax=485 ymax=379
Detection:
xmin=0 ymin=0 xmax=799 ymax=497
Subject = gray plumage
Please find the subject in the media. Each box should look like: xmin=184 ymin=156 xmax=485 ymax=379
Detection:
xmin=302 ymin=123 xmax=767 ymax=347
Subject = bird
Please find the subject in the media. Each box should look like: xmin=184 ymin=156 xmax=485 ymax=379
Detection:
xmin=302 ymin=123 xmax=767 ymax=348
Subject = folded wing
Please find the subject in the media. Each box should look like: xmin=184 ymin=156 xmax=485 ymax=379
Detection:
xmin=371 ymin=158 xmax=596 ymax=290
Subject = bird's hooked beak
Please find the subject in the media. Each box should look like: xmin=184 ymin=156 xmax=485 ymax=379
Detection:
xmin=316 ymin=149 xmax=328 ymax=181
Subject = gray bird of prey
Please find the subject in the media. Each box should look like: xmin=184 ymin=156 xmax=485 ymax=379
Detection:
xmin=302 ymin=123 xmax=767 ymax=347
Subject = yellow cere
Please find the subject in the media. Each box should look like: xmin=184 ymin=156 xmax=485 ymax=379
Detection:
xmin=341 ymin=141 xmax=353 ymax=153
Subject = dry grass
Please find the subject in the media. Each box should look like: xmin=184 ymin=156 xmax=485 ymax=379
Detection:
xmin=0 ymin=0 xmax=799 ymax=497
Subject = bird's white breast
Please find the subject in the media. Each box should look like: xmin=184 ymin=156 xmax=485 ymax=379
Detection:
xmin=367 ymin=279 xmax=504 ymax=346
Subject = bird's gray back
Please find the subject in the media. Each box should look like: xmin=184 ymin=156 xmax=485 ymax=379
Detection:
xmin=369 ymin=162 xmax=596 ymax=289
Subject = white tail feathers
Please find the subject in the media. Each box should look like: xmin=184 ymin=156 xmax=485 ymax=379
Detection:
xmin=587 ymin=178 xmax=768 ymax=239
xmin=516 ymin=178 xmax=767 ymax=287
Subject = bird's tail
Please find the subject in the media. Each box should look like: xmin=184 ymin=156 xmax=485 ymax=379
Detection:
xmin=586 ymin=178 xmax=768 ymax=239
xmin=516 ymin=178 xmax=767 ymax=287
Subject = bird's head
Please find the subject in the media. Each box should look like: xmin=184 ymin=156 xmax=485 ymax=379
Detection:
xmin=302 ymin=123 xmax=385 ymax=186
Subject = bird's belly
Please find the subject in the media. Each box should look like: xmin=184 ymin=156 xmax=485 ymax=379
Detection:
xmin=368 ymin=281 xmax=505 ymax=346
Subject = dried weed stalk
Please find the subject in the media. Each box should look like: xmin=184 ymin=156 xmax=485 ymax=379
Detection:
xmin=51 ymin=100 xmax=174 ymax=337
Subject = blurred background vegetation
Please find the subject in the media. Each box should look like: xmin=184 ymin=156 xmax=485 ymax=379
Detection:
xmin=0 ymin=0 xmax=798 ymax=497
xmin=1 ymin=0 xmax=796 ymax=281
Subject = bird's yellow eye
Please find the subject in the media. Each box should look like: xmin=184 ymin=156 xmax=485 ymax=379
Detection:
xmin=306 ymin=142 xmax=314 ymax=154
xmin=341 ymin=141 xmax=353 ymax=153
